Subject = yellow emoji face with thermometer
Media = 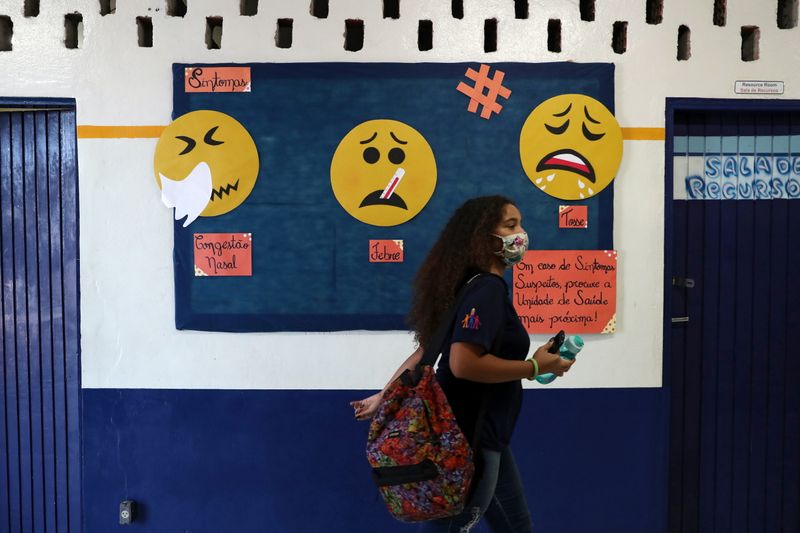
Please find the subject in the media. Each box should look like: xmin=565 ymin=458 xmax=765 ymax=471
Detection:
xmin=519 ymin=94 xmax=623 ymax=201
xmin=330 ymin=119 xmax=437 ymax=227
xmin=154 ymin=110 xmax=259 ymax=227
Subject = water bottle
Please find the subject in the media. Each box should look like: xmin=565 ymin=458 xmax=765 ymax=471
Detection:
xmin=535 ymin=335 xmax=584 ymax=384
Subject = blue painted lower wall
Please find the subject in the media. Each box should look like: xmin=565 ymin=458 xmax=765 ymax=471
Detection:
xmin=82 ymin=388 xmax=668 ymax=533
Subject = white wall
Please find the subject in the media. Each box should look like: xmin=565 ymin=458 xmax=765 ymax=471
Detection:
xmin=1 ymin=0 xmax=797 ymax=389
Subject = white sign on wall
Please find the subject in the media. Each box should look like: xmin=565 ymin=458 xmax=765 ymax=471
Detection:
xmin=734 ymin=80 xmax=785 ymax=95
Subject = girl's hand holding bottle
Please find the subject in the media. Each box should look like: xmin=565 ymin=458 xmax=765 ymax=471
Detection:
xmin=531 ymin=341 xmax=575 ymax=377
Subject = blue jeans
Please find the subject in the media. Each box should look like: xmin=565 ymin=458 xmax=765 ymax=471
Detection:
xmin=419 ymin=447 xmax=533 ymax=533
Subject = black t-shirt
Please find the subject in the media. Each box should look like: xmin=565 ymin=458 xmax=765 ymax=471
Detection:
xmin=436 ymin=273 xmax=531 ymax=451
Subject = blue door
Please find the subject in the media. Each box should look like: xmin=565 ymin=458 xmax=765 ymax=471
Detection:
xmin=1 ymin=101 xmax=81 ymax=533
xmin=666 ymin=100 xmax=800 ymax=533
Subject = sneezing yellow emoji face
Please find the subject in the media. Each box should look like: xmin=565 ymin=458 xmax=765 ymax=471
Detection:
xmin=519 ymin=94 xmax=623 ymax=200
xmin=330 ymin=119 xmax=437 ymax=227
xmin=154 ymin=110 xmax=259 ymax=224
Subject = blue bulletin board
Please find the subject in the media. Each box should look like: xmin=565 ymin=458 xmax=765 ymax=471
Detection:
xmin=171 ymin=62 xmax=616 ymax=332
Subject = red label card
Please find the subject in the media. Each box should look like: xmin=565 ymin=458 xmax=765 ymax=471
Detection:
xmin=558 ymin=205 xmax=588 ymax=228
xmin=369 ymin=240 xmax=404 ymax=263
xmin=194 ymin=233 xmax=253 ymax=276
xmin=513 ymin=250 xmax=617 ymax=334
xmin=184 ymin=67 xmax=251 ymax=93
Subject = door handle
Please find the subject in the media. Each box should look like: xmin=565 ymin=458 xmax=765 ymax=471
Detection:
xmin=673 ymin=277 xmax=695 ymax=288
xmin=671 ymin=316 xmax=690 ymax=323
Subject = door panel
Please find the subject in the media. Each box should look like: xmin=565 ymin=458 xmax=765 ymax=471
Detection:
xmin=668 ymin=105 xmax=800 ymax=533
xmin=1 ymin=105 xmax=80 ymax=533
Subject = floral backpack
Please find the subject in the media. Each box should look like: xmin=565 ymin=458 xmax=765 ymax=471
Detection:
xmin=366 ymin=275 xmax=495 ymax=522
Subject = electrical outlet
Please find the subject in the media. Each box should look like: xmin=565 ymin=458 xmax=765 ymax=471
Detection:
xmin=119 ymin=500 xmax=135 ymax=525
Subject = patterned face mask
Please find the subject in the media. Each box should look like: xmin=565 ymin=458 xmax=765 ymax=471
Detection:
xmin=492 ymin=232 xmax=529 ymax=266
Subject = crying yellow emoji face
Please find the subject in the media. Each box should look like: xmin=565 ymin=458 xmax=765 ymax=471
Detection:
xmin=330 ymin=119 xmax=437 ymax=227
xmin=519 ymin=94 xmax=623 ymax=201
xmin=154 ymin=110 xmax=259 ymax=226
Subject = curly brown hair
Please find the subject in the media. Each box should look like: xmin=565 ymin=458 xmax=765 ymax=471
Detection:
xmin=406 ymin=195 xmax=515 ymax=348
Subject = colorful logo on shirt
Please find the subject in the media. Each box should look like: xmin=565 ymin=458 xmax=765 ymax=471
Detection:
xmin=461 ymin=308 xmax=481 ymax=330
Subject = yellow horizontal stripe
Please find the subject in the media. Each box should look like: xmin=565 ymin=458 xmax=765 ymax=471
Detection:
xmin=78 ymin=125 xmax=667 ymax=141
xmin=622 ymin=127 xmax=665 ymax=140
xmin=77 ymin=125 xmax=165 ymax=138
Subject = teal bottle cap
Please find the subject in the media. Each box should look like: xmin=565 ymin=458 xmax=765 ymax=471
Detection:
xmin=563 ymin=335 xmax=584 ymax=355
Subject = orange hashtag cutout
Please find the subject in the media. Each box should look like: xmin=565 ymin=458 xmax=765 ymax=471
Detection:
xmin=456 ymin=64 xmax=512 ymax=119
